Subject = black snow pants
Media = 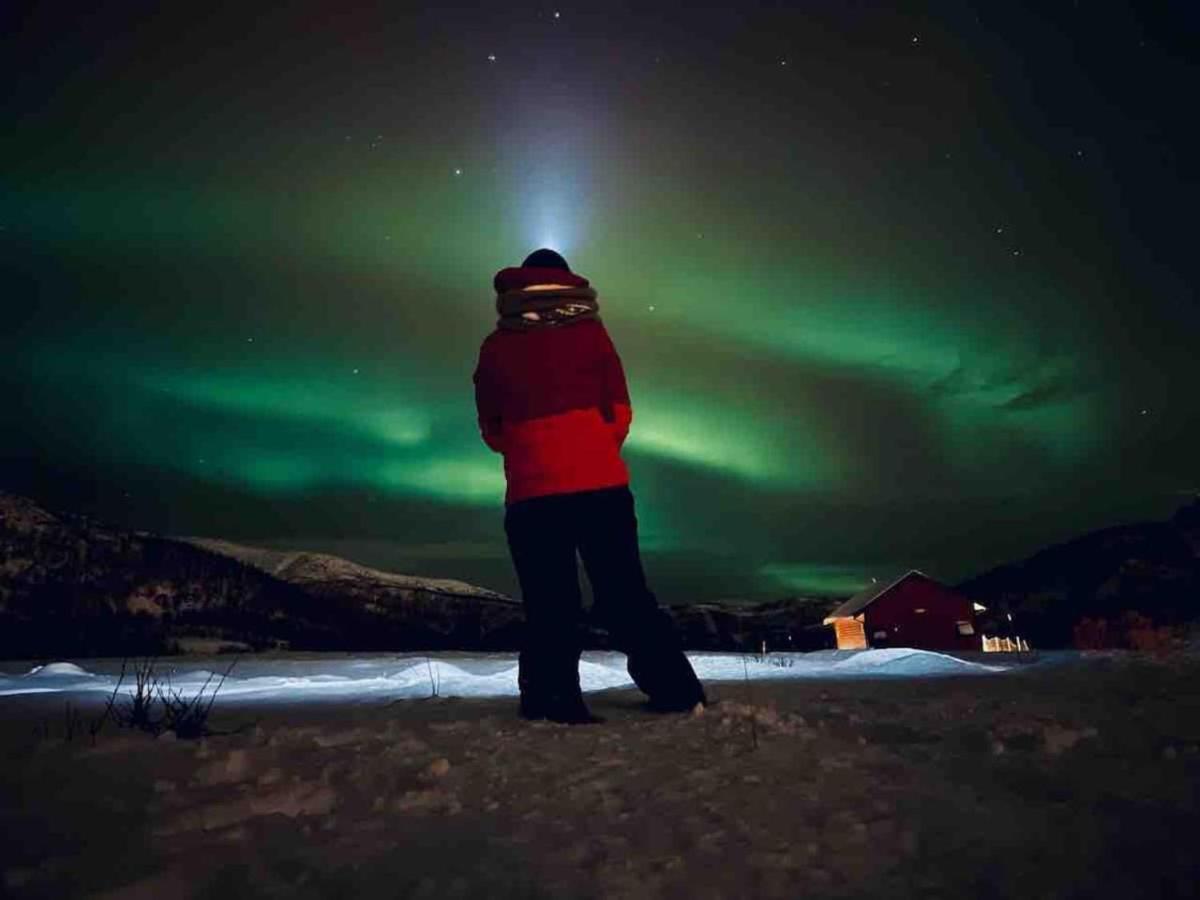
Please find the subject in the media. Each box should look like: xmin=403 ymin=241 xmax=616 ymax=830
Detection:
xmin=503 ymin=484 xmax=705 ymax=709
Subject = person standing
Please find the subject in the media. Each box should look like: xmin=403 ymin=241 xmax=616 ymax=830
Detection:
xmin=474 ymin=248 xmax=707 ymax=723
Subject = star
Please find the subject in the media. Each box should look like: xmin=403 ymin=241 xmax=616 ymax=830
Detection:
xmin=648 ymin=305 xmax=656 ymax=311
xmin=454 ymin=168 xmax=462 ymax=176
xmin=487 ymin=54 xmax=496 ymax=62
xmin=780 ymin=59 xmax=787 ymax=66
xmin=911 ymin=35 xmax=919 ymax=44
xmin=353 ymin=368 xmax=360 ymax=375
xmin=553 ymin=10 xmax=560 ymax=19
xmin=995 ymin=227 xmax=1004 ymax=234
xmin=247 ymin=337 xmax=254 ymax=342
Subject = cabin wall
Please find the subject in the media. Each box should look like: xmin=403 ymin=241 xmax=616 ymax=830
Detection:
xmin=833 ymin=618 xmax=867 ymax=650
xmin=863 ymin=578 xmax=978 ymax=651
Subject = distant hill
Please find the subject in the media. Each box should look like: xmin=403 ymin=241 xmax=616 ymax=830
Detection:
xmin=182 ymin=539 xmax=840 ymax=653
xmin=183 ymin=537 xmax=510 ymax=601
xmin=957 ymin=499 xmax=1200 ymax=647
xmin=181 ymin=536 xmax=525 ymax=652
xmin=0 ymin=492 xmax=841 ymax=659
xmin=0 ymin=492 xmax=521 ymax=659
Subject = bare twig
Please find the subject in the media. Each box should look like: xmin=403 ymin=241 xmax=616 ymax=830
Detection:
xmin=115 ymin=657 xmax=163 ymax=733
xmin=62 ymin=699 xmax=83 ymax=742
xmin=201 ymin=655 xmax=238 ymax=721
xmin=742 ymin=656 xmax=758 ymax=752
xmin=89 ymin=658 xmax=128 ymax=745
xmin=425 ymin=657 xmax=440 ymax=698
xmin=158 ymin=656 xmax=239 ymax=739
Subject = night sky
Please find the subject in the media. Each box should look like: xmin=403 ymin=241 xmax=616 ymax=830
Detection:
xmin=3 ymin=2 xmax=1197 ymax=603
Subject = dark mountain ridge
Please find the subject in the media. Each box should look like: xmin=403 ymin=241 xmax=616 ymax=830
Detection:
xmin=957 ymin=498 xmax=1200 ymax=647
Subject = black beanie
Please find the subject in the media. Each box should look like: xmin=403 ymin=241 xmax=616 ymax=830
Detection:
xmin=521 ymin=248 xmax=570 ymax=271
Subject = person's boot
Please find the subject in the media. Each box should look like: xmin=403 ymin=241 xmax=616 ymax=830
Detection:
xmin=545 ymin=691 xmax=605 ymax=724
xmin=630 ymin=649 xmax=707 ymax=713
xmin=519 ymin=691 xmax=548 ymax=721
xmin=521 ymin=690 xmax=604 ymax=724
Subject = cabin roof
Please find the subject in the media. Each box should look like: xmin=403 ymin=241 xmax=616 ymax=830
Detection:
xmin=823 ymin=569 xmax=927 ymax=624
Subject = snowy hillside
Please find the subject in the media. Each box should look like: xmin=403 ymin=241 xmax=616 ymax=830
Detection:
xmin=0 ymin=493 xmax=521 ymax=657
xmin=183 ymin=538 xmax=511 ymax=601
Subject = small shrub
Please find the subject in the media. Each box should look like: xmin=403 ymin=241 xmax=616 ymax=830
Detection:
xmin=113 ymin=657 xmax=164 ymax=733
xmin=739 ymin=652 xmax=796 ymax=669
xmin=1073 ymin=612 xmax=1179 ymax=654
xmin=1073 ymin=617 xmax=1109 ymax=650
xmin=1123 ymin=612 xmax=1177 ymax=655
xmin=156 ymin=657 xmax=236 ymax=739
xmin=107 ymin=655 xmax=238 ymax=738
xmin=30 ymin=698 xmax=94 ymax=744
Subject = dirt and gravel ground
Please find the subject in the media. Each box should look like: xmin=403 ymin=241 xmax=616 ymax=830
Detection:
xmin=2 ymin=652 xmax=1199 ymax=899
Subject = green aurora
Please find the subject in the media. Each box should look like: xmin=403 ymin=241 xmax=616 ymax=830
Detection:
xmin=3 ymin=3 xmax=1195 ymax=603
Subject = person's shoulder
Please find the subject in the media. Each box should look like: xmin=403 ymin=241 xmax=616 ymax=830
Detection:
xmin=478 ymin=328 xmax=506 ymax=355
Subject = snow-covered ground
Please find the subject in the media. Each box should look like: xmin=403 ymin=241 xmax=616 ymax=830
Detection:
xmin=0 ymin=648 xmax=1020 ymax=703
xmin=1 ymin=650 xmax=1196 ymax=899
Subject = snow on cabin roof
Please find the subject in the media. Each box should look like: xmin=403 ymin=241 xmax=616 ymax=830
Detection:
xmin=823 ymin=569 xmax=928 ymax=624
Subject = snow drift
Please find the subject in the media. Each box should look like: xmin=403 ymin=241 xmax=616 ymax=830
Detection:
xmin=0 ymin=649 xmax=1012 ymax=703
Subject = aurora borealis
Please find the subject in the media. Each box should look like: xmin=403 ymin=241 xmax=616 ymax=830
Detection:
xmin=3 ymin=3 xmax=1197 ymax=603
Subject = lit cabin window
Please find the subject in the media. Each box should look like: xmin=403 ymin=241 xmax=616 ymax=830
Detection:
xmin=956 ymin=621 xmax=975 ymax=635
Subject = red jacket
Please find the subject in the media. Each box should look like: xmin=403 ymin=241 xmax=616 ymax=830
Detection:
xmin=474 ymin=268 xmax=633 ymax=505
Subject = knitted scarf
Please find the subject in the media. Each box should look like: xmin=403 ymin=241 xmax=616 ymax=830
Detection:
xmin=495 ymin=285 xmax=600 ymax=332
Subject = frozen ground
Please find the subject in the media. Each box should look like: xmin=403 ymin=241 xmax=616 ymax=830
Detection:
xmin=1 ymin=649 xmax=1198 ymax=899
xmin=0 ymin=648 xmax=1019 ymax=703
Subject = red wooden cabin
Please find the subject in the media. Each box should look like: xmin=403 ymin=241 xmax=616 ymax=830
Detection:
xmin=823 ymin=570 xmax=980 ymax=651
